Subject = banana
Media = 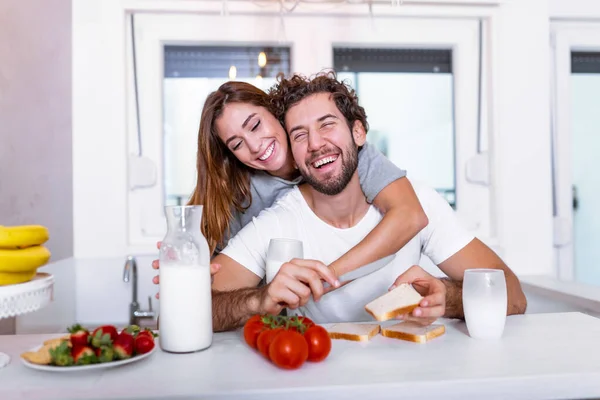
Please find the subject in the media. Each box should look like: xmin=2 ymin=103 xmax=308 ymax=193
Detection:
xmin=0 ymin=225 xmax=49 ymax=249
xmin=0 ymin=269 xmax=37 ymax=286
xmin=0 ymin=245 xmax=51 ymax=272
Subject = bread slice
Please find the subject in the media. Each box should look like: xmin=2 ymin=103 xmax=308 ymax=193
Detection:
xmin=327 ymin=323 xmax=380 ymax=342
xmin=364 ymin=283 xmax=423 ymax=322
xmin=381 ymin=322 xmax=445 ymax=343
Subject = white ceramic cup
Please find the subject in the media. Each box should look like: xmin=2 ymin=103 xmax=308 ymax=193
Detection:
xmin=462 ymin=269 xmax=507 ymax=339
xmin=265 ymin=238 xmax=303 ymax=284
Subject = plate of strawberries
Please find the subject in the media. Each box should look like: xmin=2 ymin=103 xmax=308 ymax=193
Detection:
xmin=20 ymin=324 xmax=156 ymax=371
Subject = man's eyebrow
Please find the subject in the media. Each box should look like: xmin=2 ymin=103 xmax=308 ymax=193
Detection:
xmin=242 ymin=113 xmax=257 ymax=129
xmin=288 ymin=114 xmax=339 ymax=135
xmin=317 ymin=113 xmax=338 ymax=123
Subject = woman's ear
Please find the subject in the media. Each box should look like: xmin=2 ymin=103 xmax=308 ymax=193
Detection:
xmin=352 ymin=121 xmax=367 ymax=146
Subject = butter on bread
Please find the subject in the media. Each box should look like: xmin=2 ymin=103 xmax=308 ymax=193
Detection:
xmin=365 ymin=283 xmax=423 ymax=321
xmin=381 ymin=322 xmax=445 ymax=343
xmin=327 ymin=323 xmax=380 ymax=342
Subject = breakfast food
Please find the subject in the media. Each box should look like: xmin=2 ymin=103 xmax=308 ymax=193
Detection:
xmin=0 ymin=225 xmax=51 ymax=285
xmin=326 ymin=323 xmax=381 ymax=342
xmin=243 ymin=315 xmax=331 ymax=370
xmin=20 ymin=324 xmax=156 ymax=367
xmin=381 ymin=322 xmax=446 ymax=343
xmin=364 ymin=283 xmax=423 ymax=321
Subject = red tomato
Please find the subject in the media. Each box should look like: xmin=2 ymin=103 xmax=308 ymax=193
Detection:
xmin=297 ymin=316 xmax=314 ymax=327
xmin=288 ymin=316 xmax=315 ymax=334
xmin=243 ymin=316 xmax=267 ymax=349
xmin=256 ymin=328 xmax=283 ymax=359
xmin=304 ymin=325 xmax=331 ymax=362
xmin=268 ymin=330 xmax=308 ymax=370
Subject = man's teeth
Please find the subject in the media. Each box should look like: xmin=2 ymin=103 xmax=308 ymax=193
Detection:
xmin=313 ymin=156 xmax=337 ymax=168
xmin=259 ymin=143 xmax=275 ymax=161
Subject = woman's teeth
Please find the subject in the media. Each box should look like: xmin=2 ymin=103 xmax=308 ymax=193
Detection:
xmin=259 ymin=142 xmax=275 ymax=161
xmin=313 ymin=156 xmax=337 ymax=168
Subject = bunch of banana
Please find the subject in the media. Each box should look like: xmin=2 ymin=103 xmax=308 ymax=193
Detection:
xmin=0 ymin=225 xmax=51 ymax=285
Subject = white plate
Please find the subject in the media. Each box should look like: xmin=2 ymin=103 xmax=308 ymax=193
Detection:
xmin=21 ymin=344 xmax=156 ymax=372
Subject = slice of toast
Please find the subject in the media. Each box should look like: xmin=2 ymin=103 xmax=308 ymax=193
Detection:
xmin=365 ymin=283 xmax=423 ymax=322
xmin=327 ymin=323 xmax=380 ymax=342
xmin=381 ymin=322 xmax=445 ymax=343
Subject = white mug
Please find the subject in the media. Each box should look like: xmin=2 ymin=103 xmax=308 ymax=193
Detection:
xmin=462 ymin=269 xmax=507 ymax=339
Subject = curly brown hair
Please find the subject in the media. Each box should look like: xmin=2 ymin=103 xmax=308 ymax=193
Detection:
xmin=269 ymin=70 xmax=369 ymax=134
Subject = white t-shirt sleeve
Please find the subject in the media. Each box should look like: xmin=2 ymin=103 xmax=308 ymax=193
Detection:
xmin=220 ymin=207 xmax=284 ymax=279
xmin=417 ymin=185 xmax=475 ymax=265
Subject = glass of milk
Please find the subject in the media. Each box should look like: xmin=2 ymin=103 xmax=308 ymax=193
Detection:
xmin=265 ymin=238 xmax=303 ymax=284
xmin=463 ymin=269 xmax=507 ymax=339
xmin=158 ymin=205 xmax=212 ymax=353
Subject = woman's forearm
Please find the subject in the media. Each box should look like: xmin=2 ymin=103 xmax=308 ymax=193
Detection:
xmin=328 ymin=178 xmax=428 ymax=278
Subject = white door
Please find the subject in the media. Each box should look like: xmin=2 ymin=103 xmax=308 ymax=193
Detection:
xmin=129 ymin=12 xmax=490 ymax=252
xmin=552 ymin=23 xmax=600 ymax=285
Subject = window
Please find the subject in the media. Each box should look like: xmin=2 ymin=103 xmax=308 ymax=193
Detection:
xmin=552 ymin=24 xmax=600 ymax=285
xmin=163 ymin=46 xmax=291 ymax=206
xmin=335 ymin=48 xmax=456 ymax=207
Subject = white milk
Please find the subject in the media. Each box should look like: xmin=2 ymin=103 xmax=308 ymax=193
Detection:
xmin=463 ymin=297 xmax=507 ymax=339
xmin=159 ymin=264 xmax=212 ymax=352
xmin=266 ymin=260 xmax=286 ymax=284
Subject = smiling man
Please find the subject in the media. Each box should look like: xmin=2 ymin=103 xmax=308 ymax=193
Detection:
xmin=209 ymin=72 xmax=527 ymax=331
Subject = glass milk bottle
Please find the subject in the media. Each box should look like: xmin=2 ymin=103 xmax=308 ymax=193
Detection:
xmin=159 ymin=205 xmax=212 ymax=353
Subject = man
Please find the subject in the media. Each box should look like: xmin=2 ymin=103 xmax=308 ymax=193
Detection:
xmin=210 ymin=72 xmax=527 ymax=331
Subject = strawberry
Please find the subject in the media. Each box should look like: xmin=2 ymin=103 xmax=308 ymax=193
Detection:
xmin=91 ymin=325 xmax=118 ymax=343
xmin=49 ymin=341 xmax=74 ymax=366
xmin=122 ymin=324 xmax=140 ymax=336
xmin=94 ymin=345 xmax=115 ymax=363
xmin=71 ymin=345 xmax=97 ymax=365
xmin=113 ymin=332 xmax=134 ymax=360
xmin=67 ymin=324 xmax=90 ymax=347
xmin=137 ymin=328 xmax=158 ymax=340
xmin=134 ymin=335 xmax=155 ymax=355
xmin=90 ymin=329 xmax=112 ymax=349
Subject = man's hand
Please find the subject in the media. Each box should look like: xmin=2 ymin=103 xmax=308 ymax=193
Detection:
xmin=152 ymin=241 xmax=221 ymax=299
xmin=260 ymin=258 xmax=340 ymax=315
xmin=391 ymin=265 xmax=446 ymax=326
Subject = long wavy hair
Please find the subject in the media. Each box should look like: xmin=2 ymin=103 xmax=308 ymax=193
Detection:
xmin=188 ymin=81 xmax=272 ymax=253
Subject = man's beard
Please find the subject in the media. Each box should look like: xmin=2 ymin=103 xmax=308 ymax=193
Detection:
xmin=300 ymin=142 xmax=359 ymax=196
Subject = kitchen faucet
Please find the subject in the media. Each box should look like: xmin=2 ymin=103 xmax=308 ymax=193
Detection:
xmin=123 ymin=255 xmax=156 ymax=326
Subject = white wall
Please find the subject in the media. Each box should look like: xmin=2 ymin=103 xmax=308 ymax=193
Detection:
xmin=0 ymin=0 xmax=73 ymax=261
xmin=491 ymin=0 xmax=553 ymax=275
xmin=0 ymin=0 xmax=72 ymax=335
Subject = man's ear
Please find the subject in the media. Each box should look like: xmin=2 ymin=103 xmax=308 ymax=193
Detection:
xmin=352 ymin=121 xmax=367 ymax=146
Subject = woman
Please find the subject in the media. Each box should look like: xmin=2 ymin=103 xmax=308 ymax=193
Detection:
xmin=153 ymin=78 xmax=427 ymax=289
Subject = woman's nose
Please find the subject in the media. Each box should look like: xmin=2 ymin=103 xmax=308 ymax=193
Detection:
xmin=247 ymin=138 xmax=262 ymax=154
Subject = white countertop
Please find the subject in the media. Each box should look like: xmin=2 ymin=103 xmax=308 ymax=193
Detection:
xmin=2 ymin=312 xmax=600 ymax=400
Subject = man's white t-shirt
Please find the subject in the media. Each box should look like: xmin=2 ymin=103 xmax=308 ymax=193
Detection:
xmin=221 ymin=184 xmax=474 ymax=324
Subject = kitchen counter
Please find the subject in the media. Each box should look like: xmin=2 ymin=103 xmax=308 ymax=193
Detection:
xmin=13 ymin=257 xmax=600 ymax=335
xmin=2 ymin=312 xmax=600 ymax=400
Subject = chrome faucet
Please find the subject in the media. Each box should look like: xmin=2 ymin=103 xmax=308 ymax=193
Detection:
xmin=123 ymin=255 xmax=155 ymax=326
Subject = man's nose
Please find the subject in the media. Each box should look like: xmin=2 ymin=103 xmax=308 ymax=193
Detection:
xmin=307 ymin=131 xmax=325 ymax=151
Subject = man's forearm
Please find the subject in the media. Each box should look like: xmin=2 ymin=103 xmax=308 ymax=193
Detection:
xmin=441 ymin=278 xmax=464 ymax=320
xmin=212 ymin=287 xmax=264 ymax=332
